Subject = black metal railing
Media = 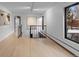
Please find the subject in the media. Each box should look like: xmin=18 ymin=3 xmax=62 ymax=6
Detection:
xmin=29 ymin=25 xmax=46 ymax=38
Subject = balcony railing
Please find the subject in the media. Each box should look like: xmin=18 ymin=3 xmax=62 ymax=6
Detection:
xmin=29 ymin=25 xmax=46 ymax=38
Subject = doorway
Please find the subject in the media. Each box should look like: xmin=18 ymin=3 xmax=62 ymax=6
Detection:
xmin=14 ymin=16 xmax=22 ymax=38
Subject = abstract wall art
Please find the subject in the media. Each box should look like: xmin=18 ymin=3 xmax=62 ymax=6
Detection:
xmin=65 ymin=2 xmax=79 ymax=43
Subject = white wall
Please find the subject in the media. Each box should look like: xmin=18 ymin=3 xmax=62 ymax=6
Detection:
xmin=27 ymin=16 xmax=37 ymax=25
xmin=37 ymin=17 xmax=42 ymax=25
xmin=21 ymin=16 xmax=29 ymax=37
xmin=44 ymin=6 xmax=79 ymax=56
xmin=0 ymin=6 xmax=14 ymax=41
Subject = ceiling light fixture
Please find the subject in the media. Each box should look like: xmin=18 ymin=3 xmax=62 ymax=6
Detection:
xmin=24 ymin=7 xmax=31 ymax=9
xmin=18 ymin=6 xmax=31 ymax=9
xmin=33 ymin=9 xmax=40 ymax=11
xmin=33 ymin=8 xmax=46 ymax=11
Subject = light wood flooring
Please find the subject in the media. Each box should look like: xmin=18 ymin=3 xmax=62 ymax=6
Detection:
xmin=0 ymin=34 xmax=74 ymax=57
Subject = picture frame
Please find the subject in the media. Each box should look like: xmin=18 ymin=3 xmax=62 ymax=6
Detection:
xmin=65 ymin=2 xmax=79 ymax=43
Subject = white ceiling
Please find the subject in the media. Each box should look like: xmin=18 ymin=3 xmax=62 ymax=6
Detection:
xmin=0 ymin=2 xmax=75 ymax=16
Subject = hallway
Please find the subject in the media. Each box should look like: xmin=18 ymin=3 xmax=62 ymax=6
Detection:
xmin=0 ymin=34 xmax=74 ymax=57
xmin=0 ymin=2 xmax=79 ymax=57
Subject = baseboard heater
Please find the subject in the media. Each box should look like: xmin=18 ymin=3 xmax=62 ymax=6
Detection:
xmin=41 ymin=31 xmax=78 ymax=57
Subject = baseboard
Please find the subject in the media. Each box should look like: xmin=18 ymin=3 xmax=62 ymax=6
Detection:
xmin=0 ymin=31 xmax=14 ymax=42
xmin=41 ymin=31 xmax=78 ymax=57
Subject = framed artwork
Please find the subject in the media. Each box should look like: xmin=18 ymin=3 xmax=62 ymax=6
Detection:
xmin=0 ymin=10 xmax=10 ymax=26
xmin=65 ymin=2 xmax=79 ymax=43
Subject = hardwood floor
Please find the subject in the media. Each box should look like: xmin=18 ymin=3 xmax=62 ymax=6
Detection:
xmin=0 ymin=34 xmax=74 ymax=57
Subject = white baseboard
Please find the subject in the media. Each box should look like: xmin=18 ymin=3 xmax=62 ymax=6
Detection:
xmin=0 ymin=31 xmax=14 ymax=42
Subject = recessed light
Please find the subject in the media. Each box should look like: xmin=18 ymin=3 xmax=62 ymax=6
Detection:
xmin=18 ymin=6 xmax=31 ymax=9
xmin=33 ymin=9 xmax=40 ymax=11
xmin=33 ymin=9 xmax=45 ymax=11
xmin=24 ymin=7 xmax=31 ymax=9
